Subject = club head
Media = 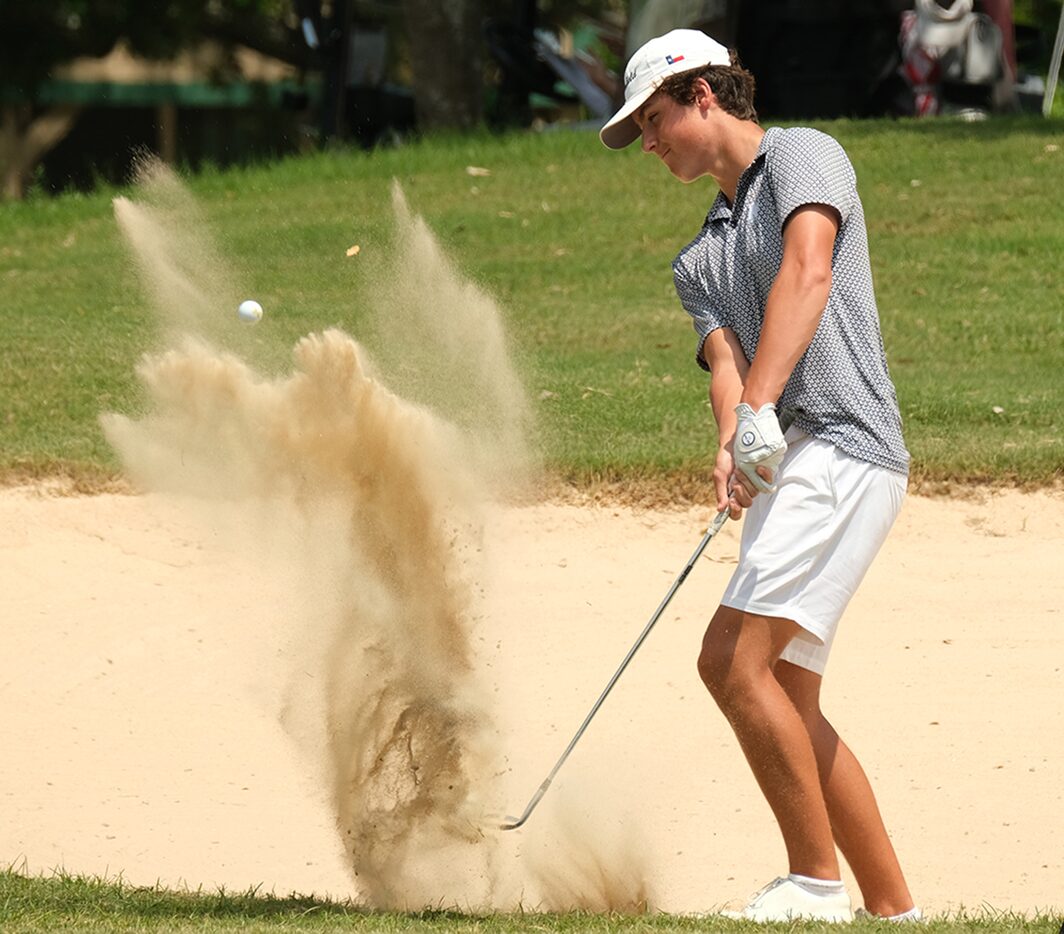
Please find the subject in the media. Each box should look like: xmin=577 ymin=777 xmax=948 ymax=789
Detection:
xmin=477 ymin=809 xmax=526 ymax=831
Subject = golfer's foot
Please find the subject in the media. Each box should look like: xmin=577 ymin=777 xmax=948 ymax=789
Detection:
xmin=855 ymin=906 xmax=925 ymax=923
xmin=722 ymin=876 xmax=853 ymax=923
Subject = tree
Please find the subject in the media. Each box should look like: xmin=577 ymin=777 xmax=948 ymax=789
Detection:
xmin=0 ymin=0 xmax=303 ymax=199
xmin=399 ymin=0 xmax=626 ymax=133
xmin=400 ymin=0 xmax=485 ymax=131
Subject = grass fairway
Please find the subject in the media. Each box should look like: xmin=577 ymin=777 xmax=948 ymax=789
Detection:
xmin=1 ymin=870 xmax=1059 ymax=933
xmin=1 ymin=117 xmax=1062 ymax=489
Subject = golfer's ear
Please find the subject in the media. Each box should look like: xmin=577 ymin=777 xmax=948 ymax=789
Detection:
xmin=693 ymin=77 xmax=715 ymax=112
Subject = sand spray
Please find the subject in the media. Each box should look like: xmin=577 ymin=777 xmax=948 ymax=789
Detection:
xmin=103 ymin=159 xmax=653 ymax=910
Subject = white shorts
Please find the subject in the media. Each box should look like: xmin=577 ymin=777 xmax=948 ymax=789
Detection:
xmin=721 ymin=427 xmax=907 ymax=675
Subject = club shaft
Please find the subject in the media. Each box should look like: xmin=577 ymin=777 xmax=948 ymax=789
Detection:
xmin=501 ymin=509 xmax=730 ymax=830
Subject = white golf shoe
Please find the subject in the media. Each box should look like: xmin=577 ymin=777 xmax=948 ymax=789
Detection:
xmin=723 ymin=876 xmax=853 ymax=923
xmin=855 ymin=906 xmax=925 ymax=923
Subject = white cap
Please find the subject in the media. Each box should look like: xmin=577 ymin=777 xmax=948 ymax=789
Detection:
xmin=599 ymin=28 xmax=730 ymax=150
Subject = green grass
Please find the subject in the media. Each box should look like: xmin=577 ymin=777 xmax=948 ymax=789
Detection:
xmin=1 ymin=117 xmax=1062 ymax=488
xmin=2 ymin=870 xmax=1060 ymax=933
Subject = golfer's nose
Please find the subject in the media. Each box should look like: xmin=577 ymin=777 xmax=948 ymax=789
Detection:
xmin=641 ymin=127 xmax=656 ymax=153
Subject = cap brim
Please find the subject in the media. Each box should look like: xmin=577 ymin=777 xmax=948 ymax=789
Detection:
xmin=599 ymin=85 xmax=656 ymax=150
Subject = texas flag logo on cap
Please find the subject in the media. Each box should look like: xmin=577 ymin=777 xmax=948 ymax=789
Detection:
xmin=665 ymin=54 xmax=685 ymax=65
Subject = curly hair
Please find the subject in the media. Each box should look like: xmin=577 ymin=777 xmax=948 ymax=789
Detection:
xmin=658 ymin=51 xmax=758 ymax=122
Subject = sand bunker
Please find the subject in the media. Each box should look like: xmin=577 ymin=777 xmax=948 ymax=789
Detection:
xmin=0 ymin=485 xmax=1061 ymax=914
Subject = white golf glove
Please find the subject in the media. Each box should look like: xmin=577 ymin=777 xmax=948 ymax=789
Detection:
xmin=734 ymin=402 xmax=787 ymax=494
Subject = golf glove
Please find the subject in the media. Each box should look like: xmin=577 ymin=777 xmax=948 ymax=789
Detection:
xmin=734 ymin=402 xmax=787 ymax=494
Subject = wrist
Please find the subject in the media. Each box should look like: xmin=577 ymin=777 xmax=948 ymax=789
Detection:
xmin=739 ymin=380 xmax=778 ymax=410
xmin=740 ymin=398 xmax=776 ymax=413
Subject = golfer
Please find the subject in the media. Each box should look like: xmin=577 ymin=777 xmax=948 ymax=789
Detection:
xmin=600 ymin=29 xmax=920 ymax=923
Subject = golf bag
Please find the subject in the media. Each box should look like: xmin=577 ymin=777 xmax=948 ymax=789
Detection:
xmin=900 ymin=0 xmax=1005 ymax=115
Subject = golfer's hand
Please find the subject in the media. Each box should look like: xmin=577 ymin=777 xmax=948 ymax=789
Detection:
xmin=713 ymin=448 xmax=737 ymax=518
xmin=713 ymin=448 xmax=757 ymax=519
xmin=716 ymin=448 xmax=774 ymax=519
xmin=734 ymin=402 xmax=787 ymax=494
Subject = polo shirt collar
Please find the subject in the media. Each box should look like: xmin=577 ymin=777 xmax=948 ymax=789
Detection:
xmin=705 ymin=126 xmax=778 ymax=225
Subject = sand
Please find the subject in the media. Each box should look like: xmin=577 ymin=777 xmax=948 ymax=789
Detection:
xmin=1 ymin=483 xmax=1061 ymax=916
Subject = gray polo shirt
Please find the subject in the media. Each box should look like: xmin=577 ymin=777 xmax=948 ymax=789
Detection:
xmin=673 ymin=125 xmax=909 ymax=475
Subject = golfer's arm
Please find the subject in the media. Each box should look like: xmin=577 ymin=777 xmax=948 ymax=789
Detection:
xmin=741 ymin=204 xmax=839 ymax=409
xmin=702 ymin=327 xmax=749 ymax=447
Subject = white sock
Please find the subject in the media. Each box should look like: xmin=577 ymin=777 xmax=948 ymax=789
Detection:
xmin=787 ymin=873 xmax=846 ymax=896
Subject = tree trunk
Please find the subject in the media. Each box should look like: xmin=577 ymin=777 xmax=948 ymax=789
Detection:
xmin=1 ymin=104 xmax=82 ymax=200
xmin=401 ymin=0 xmax=484 ymax=131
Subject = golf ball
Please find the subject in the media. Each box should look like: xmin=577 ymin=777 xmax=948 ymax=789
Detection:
xmin=237 ymin=299 xmax=263 ymax=323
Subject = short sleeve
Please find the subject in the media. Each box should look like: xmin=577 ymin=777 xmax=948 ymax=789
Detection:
xmin=673 ymin=253 xmax=724 ymax=372
xmin=767 ymin=128 xmax=855 ymax=230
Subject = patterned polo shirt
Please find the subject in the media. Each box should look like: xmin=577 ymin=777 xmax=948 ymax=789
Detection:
xmin=672 ymin=125 xmax=910 ymax=475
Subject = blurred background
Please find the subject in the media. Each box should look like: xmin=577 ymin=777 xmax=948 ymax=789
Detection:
xmin=1 ymin=0 xmax=1061 ymax=200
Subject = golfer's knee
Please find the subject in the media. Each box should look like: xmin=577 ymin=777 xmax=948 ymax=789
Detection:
xmin=697 ymin=639 xmax=749 ymax=709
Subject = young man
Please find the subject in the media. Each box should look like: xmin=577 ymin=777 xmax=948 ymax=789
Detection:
xmin=600 ymin=29 xmax=920 ymax=924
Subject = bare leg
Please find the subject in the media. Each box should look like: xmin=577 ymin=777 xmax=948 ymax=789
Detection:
xmin=698 ymin=605 xmax=839 ymax=880
xmin=774 ymin=659 xmax=915 ymax=917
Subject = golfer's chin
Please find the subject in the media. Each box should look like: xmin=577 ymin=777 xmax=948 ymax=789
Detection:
xmin=662 ymin=155 xmax=700 ymax=184
xmin=668 ymin=165 xmax=700 ymax=184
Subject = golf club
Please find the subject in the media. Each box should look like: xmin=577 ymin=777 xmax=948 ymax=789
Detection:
xmin=499 ymin=507 xmax=731 ymax=830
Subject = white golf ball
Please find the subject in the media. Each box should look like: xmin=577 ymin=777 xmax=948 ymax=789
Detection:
xmin=237 ymin=299 xmax=263 ymax=323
